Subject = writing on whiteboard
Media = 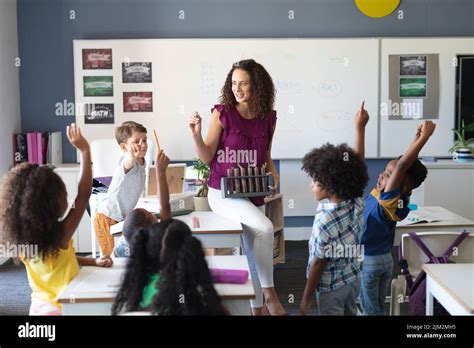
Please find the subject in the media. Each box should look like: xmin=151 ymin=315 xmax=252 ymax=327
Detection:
xmin=318 ymin=80 xmax=343 ymax=97
xmin=200 ymin=63 xmax=215 ymax=95
xmin=275 ymin=80 xmax=303 ymax=94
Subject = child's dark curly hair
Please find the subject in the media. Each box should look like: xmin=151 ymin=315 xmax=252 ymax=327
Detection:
xmin=153 ymin=219 xmax=225 ymax=315
xmin=112 ymin=224 xmax=164 ymax=315
xmin=302 ymin=143 xmax=369 ymax=200
xmin=112 ymin=219 xmax=225 ymax=316
xmin=220 ymin=59 xmax=275 ymax=119
xmin=397 ymin=156 xmax=427 ymax=190
xmin=0 ymin=162 xmax=66 ymax=260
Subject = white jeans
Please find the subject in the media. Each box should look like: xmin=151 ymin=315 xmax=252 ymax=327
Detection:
xmin=208 ymin=187 xmax=274 ymax=308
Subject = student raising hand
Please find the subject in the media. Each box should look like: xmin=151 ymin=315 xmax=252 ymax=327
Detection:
xmin=127 ymin=142 xmax=142 ymax=159
xmin=355 ymin=101 xmax=369 ymax=129
xmin=61 ymin=123 xmax=92 ymax=249
xmin=419 ymin=120 xmax=436 ymax=139
xmin=354 ymin=101 xmax=369 ymax=159
xmin=156 ymin=149 xmax=170 ymax=173
xmin=155 ymin=149 xmax=171 ymax=221
xmin=66 ymin=123 xmax=89 ymax=153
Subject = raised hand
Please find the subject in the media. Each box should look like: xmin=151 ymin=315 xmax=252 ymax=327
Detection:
xmin=355 ymin=101 xmax=369 ymax=129
xmin=419 ymin=120 xmax=436 ymax=139
xmin=156 ymin=149 xmax=170 ymax=173
xmin=188 ymin=111 xmax=202 ymax=137
xmin=354 ymin=101 xmax=368 ymax=159
xmin=66 ymin=123 xmax=89 ymax=153
xmin=126 ymin=143 xmax=141 ymax=159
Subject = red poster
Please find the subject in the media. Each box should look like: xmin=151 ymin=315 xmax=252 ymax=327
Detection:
xmin=82 ymin=49 xmax=112 ymax=69
xmin=123 ymin=92 xmax=153 ymax=112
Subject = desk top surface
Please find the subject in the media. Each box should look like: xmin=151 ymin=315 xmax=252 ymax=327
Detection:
xmin=421 ymin=159 xmax=474 ymax=169
xmin=397 ymin=206 xmax=474 ymax=229
xmin=58 ymin=255 xmax=254 ymax=304
xmin=110 ymin=211 xmax=243 ymax=235
xmin=422 ymin=263 xmax=474 ymax=313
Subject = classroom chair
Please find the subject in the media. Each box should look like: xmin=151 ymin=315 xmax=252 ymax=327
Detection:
xmin=390 ymin=231 xmax=474 ymax=315
xmin=89 ymin=138 xmax=155 ymax=257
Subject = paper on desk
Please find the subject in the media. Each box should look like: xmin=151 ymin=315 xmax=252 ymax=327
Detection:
xmin=398 ymin=210 xmax=445 ymax=226
xmin=110 ymin=221 xmax=124 ymax=235
xmin=71 ymin=268 xmax=123 ymax=293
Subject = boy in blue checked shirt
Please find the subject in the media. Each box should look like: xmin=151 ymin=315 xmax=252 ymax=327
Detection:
xmin=356 ymin=102 xmax=436 ymax=315
xmin=300 ymin=107 xmax=369 ymax=315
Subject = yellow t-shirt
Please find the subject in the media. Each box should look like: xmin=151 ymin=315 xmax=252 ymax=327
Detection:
xmin=21 ymin=240 xmax=79 ymax=308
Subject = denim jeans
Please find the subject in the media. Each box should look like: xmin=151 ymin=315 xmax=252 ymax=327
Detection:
xmin=360 ymin=252 xmax=393 ymax=315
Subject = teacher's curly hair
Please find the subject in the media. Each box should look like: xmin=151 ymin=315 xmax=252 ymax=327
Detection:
xmin=220 ymin=59 xmax=275 ymax=119
xmin=0 ymin=162 xmax=66 ymax=261
xmin=302 ymin=143 xmax=369 ymax=201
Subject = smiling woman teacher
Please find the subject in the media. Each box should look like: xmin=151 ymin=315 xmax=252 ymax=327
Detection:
xmin=188 ymin=59 xmax=286 ymax=316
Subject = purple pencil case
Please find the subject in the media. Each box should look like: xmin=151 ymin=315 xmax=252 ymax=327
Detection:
xmin=210 ymin=268 xmax=249 ymax=284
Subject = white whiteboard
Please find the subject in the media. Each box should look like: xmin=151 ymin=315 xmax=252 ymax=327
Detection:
xmin=380 ymin=38 xmax=474 ymax=157
xmin=73 ymin=38 xmax=380 ymax=160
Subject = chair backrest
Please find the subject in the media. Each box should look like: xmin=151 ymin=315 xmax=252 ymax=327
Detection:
xmin=90 ymin=138 xmax=154 ymax=178
xmin=401 ymin=231 xmax=474 ymax=279
xmin=90 ymin=139 xmax=122 ymax=178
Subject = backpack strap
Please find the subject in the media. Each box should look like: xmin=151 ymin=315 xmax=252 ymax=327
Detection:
xmin=442 ymin=231 xmax=469 ymax=258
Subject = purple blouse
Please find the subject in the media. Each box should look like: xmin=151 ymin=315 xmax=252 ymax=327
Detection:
xmin=208 ymin=104 xmax=277 ymax=206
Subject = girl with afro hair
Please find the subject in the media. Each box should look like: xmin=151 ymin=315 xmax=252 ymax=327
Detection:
xmin=0 ymin=124 xmax=112 ymax=315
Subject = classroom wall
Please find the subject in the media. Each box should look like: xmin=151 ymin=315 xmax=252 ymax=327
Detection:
xmin=0 ymin=0 xmax=21 ymax=178
xmin=15 ymin=0 xmax=474 ymax=234
xmin=17 ymin=0 xmax=474 ymax=163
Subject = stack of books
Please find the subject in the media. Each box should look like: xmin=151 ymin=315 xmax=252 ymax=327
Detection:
xmin=12 ymin=131 xmax=62 ymax=166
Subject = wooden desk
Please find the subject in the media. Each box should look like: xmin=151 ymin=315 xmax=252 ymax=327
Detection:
xmin=395 ymin=206 xmax=474 ymax=246
xmin=58 ymin=256 xmax=255 ymax=315
xmin=423 ymin=263 xmax=474 ymax=315
xmin=110 ymin=211 xmax=243 ymax=251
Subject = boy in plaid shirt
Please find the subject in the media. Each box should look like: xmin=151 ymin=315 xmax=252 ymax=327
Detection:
xmin=300 ymin=105 xmax=369 ymax=315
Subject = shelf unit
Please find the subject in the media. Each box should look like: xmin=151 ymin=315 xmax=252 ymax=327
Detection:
xmin=264 ymin=193 xmax=285 ymax=265
xmin=54 ymin=164 xmax=92 ymax=253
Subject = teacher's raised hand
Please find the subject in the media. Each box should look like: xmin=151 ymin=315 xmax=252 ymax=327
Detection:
xmin=188 ymin=111 xmax=202 ymax=137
